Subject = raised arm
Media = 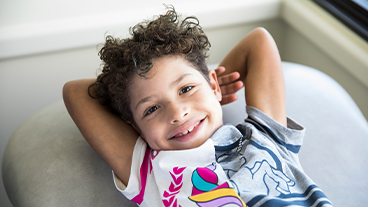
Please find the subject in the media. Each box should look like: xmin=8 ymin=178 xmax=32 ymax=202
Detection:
xmin=63 ymin=79 xmax=138 ymax=185
xmin=219 ymin=28 xmax=287 ymax=126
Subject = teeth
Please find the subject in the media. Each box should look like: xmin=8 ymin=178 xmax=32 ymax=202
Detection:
xmin=173 ymin=121 xmax=200 ymax=138
xmin=188 ymin=127 xmax=194 ymax=133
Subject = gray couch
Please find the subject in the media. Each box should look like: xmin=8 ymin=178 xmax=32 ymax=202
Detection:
xmin=3 ymin=62 xmax=368 ymax=206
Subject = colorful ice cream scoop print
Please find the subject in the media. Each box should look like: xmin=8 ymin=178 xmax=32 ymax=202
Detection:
xmin=189 ymin=164 xmax=246 ymax=207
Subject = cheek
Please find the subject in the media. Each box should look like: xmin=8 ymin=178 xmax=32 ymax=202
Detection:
xmin=139 ymin=121 xmax=163 ymax=143
xmin=198 ymin=89 xmax=221 ymax=108
xmin=200 ymin=92 xmax=223 ymax=120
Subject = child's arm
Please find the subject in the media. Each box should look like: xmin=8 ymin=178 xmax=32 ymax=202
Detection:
xmin=219 ymin=27 xmax=287 ymax=126
xmin=63 ymin=79 xmax=138 ymax=186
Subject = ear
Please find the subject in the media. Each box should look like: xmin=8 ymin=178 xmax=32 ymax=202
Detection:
xmin=208 ymin=70 xmax=222 ymax=102
xmin=127 ymin=121 xmax=144 ymax=139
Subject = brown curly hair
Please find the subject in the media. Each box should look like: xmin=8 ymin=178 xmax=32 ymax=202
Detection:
xmin=88 ymin=5 xmax=211 ymax=126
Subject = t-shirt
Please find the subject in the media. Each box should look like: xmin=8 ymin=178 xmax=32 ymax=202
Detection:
xmin=113 ymin=106 xmax=333 ymax=207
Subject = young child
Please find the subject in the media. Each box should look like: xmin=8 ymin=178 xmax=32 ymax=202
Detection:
xmin=63 ymin=6 xmax=332 ymax=207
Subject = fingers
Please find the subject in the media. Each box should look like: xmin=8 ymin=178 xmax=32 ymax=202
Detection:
xmin=220 ymin=80 xmax=243 ymax=95
xmin=219 ymin=81 xmax=243 ymax=105
xmin=220 ymin=94 xmax=238 ymax=105
xmin=215 ymin=66 xmax=240 ymax=85
xmin=214 ymin=66 xmax=226 ymax=76
xmin=215 ymin=66 xmax=244 ymax=105
xmin=217 ymin=72 xmax=241 ymax=86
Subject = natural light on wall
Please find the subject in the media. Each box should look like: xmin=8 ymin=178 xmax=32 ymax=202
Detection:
xmin=0 ymin=0 xmax=281 ymax=60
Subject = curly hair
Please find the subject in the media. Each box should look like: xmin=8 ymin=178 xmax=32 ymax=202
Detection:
xmin=88 ymin=5 xmax=211 ymax=125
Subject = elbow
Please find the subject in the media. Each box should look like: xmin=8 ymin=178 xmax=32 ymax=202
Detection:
xmin=252 ymin=27 xmax=273 ymax=41
xmin=254 ymin=27 xmax=268 ymax=33
xmin=62 ymin=79 xmax=96 ymax=108
xmin=62 ymin=81 xmax=76 ymax=108
xmin=62 ymin=80 xmax=85 ymax=107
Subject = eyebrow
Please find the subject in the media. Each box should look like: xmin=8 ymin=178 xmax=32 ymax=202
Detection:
xmin=135 ymin=73 xmax=194 ymax=110
xmin=135 ymin=96 xmax=153 ymax=110
xmin=170 ymin=73 xmax=193 ymax=88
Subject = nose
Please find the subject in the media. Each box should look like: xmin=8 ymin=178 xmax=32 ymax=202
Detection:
xmin=167 ymin=101 xmax=189 ymax=124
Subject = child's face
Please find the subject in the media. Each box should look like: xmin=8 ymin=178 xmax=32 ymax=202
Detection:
xmin=129 ymin=55 xmax=223 ymax=150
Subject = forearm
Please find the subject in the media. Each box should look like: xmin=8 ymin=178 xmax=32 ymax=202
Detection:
xmin=219 ymin=28 xmax=286 ymax=126
xmin=219 ymin=28 xmax=280 ymax=77
xmin=63 ymin=79 xmax=138 ymax=185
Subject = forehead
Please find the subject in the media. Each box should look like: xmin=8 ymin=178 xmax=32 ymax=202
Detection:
xmin=132 ymin=56 xmax=203 ymax=88
xmin=129 ymin=56 xmax=205 ymax=101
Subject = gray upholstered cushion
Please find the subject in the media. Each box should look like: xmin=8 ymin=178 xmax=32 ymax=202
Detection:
xmin=3 ymin=62 xmax=368 ymax=206
xmin=2 ymin=100 xmax=137 ymax=206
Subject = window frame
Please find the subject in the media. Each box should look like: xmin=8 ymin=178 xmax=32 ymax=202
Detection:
xmin=312 ymin=0 xmax=368 ymax=42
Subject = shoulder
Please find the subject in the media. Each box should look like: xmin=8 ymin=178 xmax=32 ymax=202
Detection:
xmin=244 ymin=106 xmax=305 ymax=153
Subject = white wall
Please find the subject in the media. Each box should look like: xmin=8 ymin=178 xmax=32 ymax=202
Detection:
xmin=0 ymin=0 xmax=281 ymax=59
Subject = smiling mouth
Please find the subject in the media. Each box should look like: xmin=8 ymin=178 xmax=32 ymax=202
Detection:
xmin=171 ymin=118 xmax=205 ymax=139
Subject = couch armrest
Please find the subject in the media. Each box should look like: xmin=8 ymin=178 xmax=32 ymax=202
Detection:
xmin=3 ymin=62 xmax=368 ymax=206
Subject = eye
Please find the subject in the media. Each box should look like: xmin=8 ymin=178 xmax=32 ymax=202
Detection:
xmin=179 ymin=86 xmax=193 ymax=95
xmin=145 ymin=105 xmax=159 ymax=116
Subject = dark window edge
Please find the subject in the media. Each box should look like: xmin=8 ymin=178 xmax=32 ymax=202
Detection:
xmin=312 ymin=0 xmax=368 ymax=42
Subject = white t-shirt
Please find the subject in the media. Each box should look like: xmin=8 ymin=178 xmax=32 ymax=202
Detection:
xmin=113 ymin=137 xmax=245 ymax=207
